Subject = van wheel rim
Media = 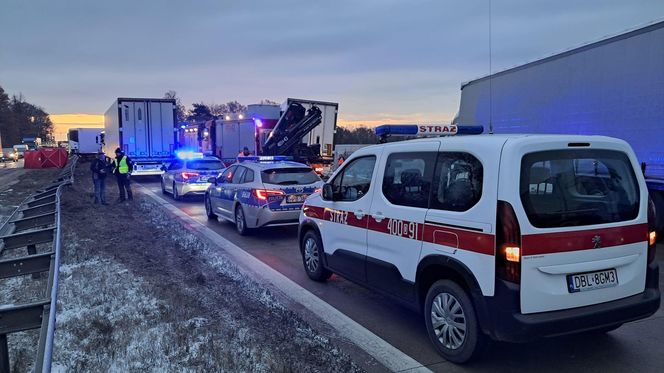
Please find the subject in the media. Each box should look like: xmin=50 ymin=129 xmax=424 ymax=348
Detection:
xmin=304 ymin=238 xmax=319 ymax=273
xmin=431 ymin=293 xmax=466 ymax=350
xmin=236 ymin=208 xmax=244 ymax=231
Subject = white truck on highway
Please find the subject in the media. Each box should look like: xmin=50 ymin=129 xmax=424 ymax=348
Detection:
xmin=103 ymin=98 xmax=177 ymax=175
xmin=68 ymin=128 xmax=103 ymax=159
xmin=456 ymin=20 xmax=664 ymax=237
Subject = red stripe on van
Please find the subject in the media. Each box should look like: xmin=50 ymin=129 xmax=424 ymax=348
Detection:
xmin=422 ymin=224 xmax=495 ymax=256
xmin=302 ymin=205 xmax=325 ymax=220
xmin=521 ymin=223 xmax=648 ymax=256
xmin=304 ymin=205 xmax=495 ymax=256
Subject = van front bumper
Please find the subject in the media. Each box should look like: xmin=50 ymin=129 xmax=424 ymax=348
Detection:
xmin=480 ymin=263 xmax=660 ymax=343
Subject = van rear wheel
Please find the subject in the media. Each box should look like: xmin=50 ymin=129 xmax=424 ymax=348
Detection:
xmin=424 ymin=280 xmax=484 ymax=363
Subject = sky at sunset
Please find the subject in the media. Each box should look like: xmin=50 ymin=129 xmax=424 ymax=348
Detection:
xmin=1 ymin=0 xmax=662 ymax=130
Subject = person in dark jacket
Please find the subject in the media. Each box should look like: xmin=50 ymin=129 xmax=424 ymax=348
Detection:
xmin=112 ymin=147 xmax=133 ymax=202
xmin=90 ymin=151 xmax=109 ymax=205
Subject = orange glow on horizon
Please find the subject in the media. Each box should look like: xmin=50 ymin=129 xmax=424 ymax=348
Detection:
xmin=50 ymin=113 xmax=104 ymax=141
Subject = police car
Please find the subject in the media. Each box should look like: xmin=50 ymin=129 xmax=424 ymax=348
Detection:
xmin=205 ymin=156 xmax=323 ymax=235
xmin=298 ymin=126 xmax=660 ymax=363
xmin=161 ymin=152 xmax=225 ymax=200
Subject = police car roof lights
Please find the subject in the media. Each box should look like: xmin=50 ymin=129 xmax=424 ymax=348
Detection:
xmin=237 ymin=155 xmax=293 ymax=162
xmin=176 ymin=151 xmax=205 ymax=160
xmin=374 ymin=124 xmax=484 ymax=137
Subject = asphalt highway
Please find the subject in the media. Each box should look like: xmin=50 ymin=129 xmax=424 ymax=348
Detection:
xmin=139 ymin=177 xmax=664 ymax=372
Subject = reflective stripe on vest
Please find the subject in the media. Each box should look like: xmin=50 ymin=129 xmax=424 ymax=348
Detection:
xmin=114 ymin=157 xmax=129 ymax=174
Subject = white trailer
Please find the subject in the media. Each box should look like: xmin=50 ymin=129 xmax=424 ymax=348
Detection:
xmin=104 ymin=98 xmax=177 ymax=175
xmin=68 ymin=128 xmax=103 ymax=158
xmin=281 ymin=98 xmax=338 ymax=157
xmin=457 ymin=20 xmax=664 ymax=235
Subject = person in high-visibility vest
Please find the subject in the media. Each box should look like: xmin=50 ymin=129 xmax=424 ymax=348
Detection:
xmin=112 ymin=147 xmax=133 ymax=202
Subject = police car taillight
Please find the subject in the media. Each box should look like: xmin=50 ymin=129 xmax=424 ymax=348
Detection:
xmin=181 ymin=172 xmax=199 ymax=181
xmin=496 ymin=201 xmax=521 ymax=284
xmin=253 ymin=189 xmax=285 ymax=201
xmin=647 ymin=196 xmax=657 ymax=264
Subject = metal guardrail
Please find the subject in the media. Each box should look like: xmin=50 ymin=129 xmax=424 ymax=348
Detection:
xmin=0 ymin=156 xmax=77 ymax=373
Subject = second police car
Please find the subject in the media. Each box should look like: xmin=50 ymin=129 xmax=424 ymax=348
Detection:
xmin=205 ymin=156 xmax=323 ymax=235
xmin=161 ymin=152 xmax=225 ymax=200
xmin=298 ymin=128 xmax=660 ymax=363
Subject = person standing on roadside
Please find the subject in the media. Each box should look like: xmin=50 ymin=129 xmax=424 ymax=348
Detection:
xmin=112 ymin=147 xmax=133 ymax=202
xmin=90 ymin=151 xmax=109 ymax=205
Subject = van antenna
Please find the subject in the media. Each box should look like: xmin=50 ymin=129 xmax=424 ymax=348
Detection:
xmin=489 ymin=0 xmax=494 ymax=134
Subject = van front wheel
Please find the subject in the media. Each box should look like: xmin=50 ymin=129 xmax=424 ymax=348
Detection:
xmin=424 ymin=280 xmax=484 ymax=363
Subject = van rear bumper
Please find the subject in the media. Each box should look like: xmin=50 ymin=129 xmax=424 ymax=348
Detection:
xmin=482 ymin=263 xmax=660 ymax=342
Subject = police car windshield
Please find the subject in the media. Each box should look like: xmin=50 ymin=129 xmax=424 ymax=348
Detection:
xmin=261 ymin=167 xmax=320 ymax=185
xmin=186 ymin=160 xmax=223 ymax=170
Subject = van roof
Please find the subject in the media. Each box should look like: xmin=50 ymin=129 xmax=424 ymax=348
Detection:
xmin=370 ymin=133 xmax=624 ymax=147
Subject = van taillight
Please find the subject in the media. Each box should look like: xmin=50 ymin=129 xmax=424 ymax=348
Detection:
xmin=496 ymin=201 xmax=521 ymax=283
xmin=647 ymin=196 xmax=657 ymax=264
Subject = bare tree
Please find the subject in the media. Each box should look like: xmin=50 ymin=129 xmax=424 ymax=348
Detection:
xmin=163 ymin=90 xmax=187 ymax=123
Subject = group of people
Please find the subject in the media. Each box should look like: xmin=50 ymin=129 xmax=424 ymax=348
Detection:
xmin=90 ymin=147 xmax=133 ymax=204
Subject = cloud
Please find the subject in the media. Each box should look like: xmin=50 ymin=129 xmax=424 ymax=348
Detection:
xmin=1 ymin=0 xmax=662 ymax=125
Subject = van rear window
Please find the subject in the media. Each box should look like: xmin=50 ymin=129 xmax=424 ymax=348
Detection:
xmin=520 ymin=150 xmax=639 ymax=228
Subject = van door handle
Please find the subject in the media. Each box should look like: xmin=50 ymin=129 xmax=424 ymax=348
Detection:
xmin=354 ymin=210 xmax=365 ymax=219
xmin=372 ymin=212 xmax=384 ymax=223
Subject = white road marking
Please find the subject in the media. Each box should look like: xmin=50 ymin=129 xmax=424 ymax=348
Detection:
xmin=138 ymin=185 xmax=433 ymax=373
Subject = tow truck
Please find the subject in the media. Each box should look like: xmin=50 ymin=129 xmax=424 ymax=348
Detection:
xmin=180 ymin=99 xmax=338 ymax=176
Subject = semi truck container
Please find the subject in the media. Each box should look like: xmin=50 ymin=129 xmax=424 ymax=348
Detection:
xmin=68 ymin=128 xmax=103 ymax=159
xmin=457 ymin=20 xmax=664 ymax=236
xmin=104 ymin=98 xmax=177 ymax=175
xmin=281 ymin=98 xmax=337 ymax=157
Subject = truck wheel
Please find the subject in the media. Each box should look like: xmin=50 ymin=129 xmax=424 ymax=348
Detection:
xmin=424 ymin=280 xmax=485 ymax=363
xmin=301 ymin=230 xmax=332 ymax=282
xmin=234 ymin=205 xmax=250 ymax=236
xmin=205 ymin=194 xmax=217 ymax=220
xmin=651 ymin=191 xmax=664 ymax=241
xmin=173 ymin=182 xmax=181 ymax=201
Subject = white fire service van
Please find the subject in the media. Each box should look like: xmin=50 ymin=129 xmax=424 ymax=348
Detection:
xmin=298 ymin=131 xmax=660 ymax=363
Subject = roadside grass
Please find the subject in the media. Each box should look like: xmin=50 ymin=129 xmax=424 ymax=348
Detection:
xmin=51 ymin=165 xmax=362 ymax=372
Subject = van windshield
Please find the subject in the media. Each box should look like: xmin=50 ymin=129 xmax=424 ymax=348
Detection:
xmin=520 ymin=149 xmax=639 ymax=228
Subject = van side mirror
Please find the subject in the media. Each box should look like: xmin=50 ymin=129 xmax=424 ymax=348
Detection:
xmin=208 ymin=177 xmax=218 ymax=185
xmin=321 ymin=183 xmax=334 ymax=201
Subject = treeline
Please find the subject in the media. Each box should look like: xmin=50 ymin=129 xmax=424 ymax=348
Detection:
xmin=335 ymin=126 xmax=378 ymax=144
xmin=0 ymin=84 xmax=54 ymax=146
xmin=164 ymin=90 xmax=276 ymax=124
xmin=165 ymin=90 xmax=377 ymax=144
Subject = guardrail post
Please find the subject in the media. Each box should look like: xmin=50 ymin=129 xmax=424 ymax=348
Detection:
xmin=0 ymin=334 xmax=9 ymax=373
xmin=27 ymin=244 xmax=39 ymax=280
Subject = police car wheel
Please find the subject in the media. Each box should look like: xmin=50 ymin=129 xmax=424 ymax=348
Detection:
xmin=160 ymin=179 xmax=166 ymax=194
xmin=235 ymin=206 xmax=250 ymax=235
xmin=424 ymin=280 xmax=484 ymax=363
xmin=173 ymin=182 xmax=181 ymax=200
xmin=205 ymin=194 xmax=217 ymax=220
xmin=301 ymin=231 xmax=332 ymax=282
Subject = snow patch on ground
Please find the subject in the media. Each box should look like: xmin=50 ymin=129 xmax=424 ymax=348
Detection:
xmin=50 ymin=167 xmax=363 ymax=372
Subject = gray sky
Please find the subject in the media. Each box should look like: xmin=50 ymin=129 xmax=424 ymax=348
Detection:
xmin=1 ymin=0 xmax=662 ymax=125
